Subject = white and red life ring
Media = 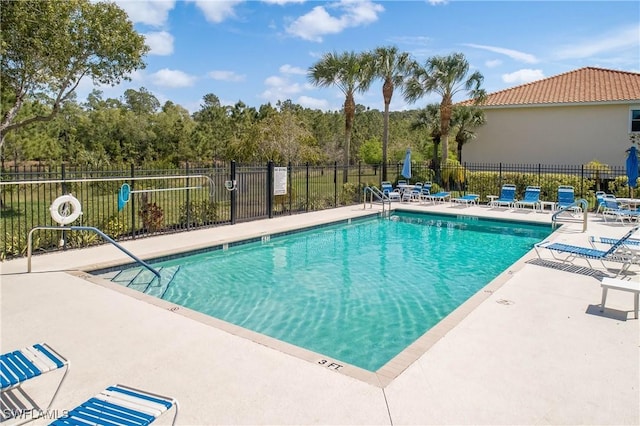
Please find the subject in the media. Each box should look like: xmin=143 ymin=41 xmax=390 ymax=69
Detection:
xmin=50 ymin=194 xmax=82 ymax=225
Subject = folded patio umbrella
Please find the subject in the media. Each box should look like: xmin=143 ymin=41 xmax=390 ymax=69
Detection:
xmin=626 ymin=145 xmax=639 ymax=196
xmin=402 ymin=149 xmax=411 ymax=179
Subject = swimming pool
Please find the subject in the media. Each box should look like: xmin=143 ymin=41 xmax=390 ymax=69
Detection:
xmin=96 ymin=212 xmax=552 ymax=372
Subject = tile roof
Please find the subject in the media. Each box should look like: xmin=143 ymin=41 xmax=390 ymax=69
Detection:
xmin=460 ymin=67 xmax=640 ymax=107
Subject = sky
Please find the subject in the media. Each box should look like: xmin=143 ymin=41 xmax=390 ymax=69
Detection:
xmin=77 ymin=0 xmax=640 ymax=113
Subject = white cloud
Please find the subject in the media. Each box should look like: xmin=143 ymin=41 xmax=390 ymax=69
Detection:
xmin=297 ymin=96 xmax=329 ymax=110
xmin=485 ymin=59 xmax=502 ymax=68
xmin=144 ymin=31 xmax=174 ymax=56
xmin=286 ymin=0 xmax=384 ymax=42
xmin=464 ymin=43 xmax=538 ymax=64
xmin=151 ymin=69 xmax=197 ymax=88
xmin=553 ymin=24 xmax=640 ymax=60
xmin=208 ymin=70 xmax=246 ymax=82
xmin=114 ymin=0 xmax=176 ymax=26
xmin=260 ymin=75 xmax=303 ymax=102
xmin=279 ymin=64 xmax=307 ymax=75
xmin=193 ymin=0 xmax=243 ymax=23
xmin=428 ymin=0 xmax=448 ymax=5
xmin=502 ymin=69 xmax=544 ymax=84
xmin=262 ymin=0 xmax=306 ymax=4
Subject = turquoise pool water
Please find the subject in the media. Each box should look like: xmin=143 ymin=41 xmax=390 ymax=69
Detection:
xmin=103 ymin=212 xmax=551 ymax=371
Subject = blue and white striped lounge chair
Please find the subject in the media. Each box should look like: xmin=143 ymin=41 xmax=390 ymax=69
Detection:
xmin=50 ymin=384 xmax=179 ymax=426
xmin=423 ymin=191 xmax=451 ymax=204
xmin=451 ymin=194 xmax=479 ymax=205
xmin=602 ymin=198 xmax=640 ymax=224
xmin=381 ymin=181 xmax=400 ymax=201
xmin=418 ymin=184 xmax=432 ymax=203
xmin=535 ymin=226 xmax=640 ymax=276
xmin=590 ymin=235 xmax=640 ymax=248
xmin=489 ymin=184 xmax=516 ymax=208
xmin=557 ymin=185 xmax=581 ymax=212
xmin=514 ymin=186 xmax=541 ymax=210
xmin=1 ymin=343 xmax=69 ymax=424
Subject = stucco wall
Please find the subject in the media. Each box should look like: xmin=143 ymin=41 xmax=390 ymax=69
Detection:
xmin=462 ymin=103 xmax=638 ymax=166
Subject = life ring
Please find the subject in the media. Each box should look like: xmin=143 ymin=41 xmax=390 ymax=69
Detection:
xmin=50 ymin=194 xmax=82 ymax=225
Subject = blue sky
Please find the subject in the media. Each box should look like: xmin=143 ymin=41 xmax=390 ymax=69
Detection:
xmin=79 ymin=0 xmax=640 ymax=113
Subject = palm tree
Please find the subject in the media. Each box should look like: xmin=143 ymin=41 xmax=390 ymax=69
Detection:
xmin=411 ymin=104 xmax=442 ymax=179
xmin=451 ymin=105 xmax=486 ymax=163
xmin=308 ymin=51 xmax=372 ymax=183
xmin=369 ymin=46 xmax=413 ymax=181
xmin=404 ymin=52 xmax=486 ymax=165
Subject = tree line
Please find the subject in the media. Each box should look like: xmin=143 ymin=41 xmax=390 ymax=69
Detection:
xmin=1 ymin=0 xmax=486 ymax=182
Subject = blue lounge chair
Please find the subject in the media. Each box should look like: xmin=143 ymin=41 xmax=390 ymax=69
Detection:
xmin=535 ymin=226 xmax=640 ymax=276
xmin=489 ymin=184 xmax=517 ymax=208
xmin=596 ymin=192 xmax=616 ymax=215
xmin=557 ymin=185 xmax=581 ymax=212
xmin=381 ymin=181 xmax=400 ymax=201
xmin=418 ymin=183 xmax=432 ymax=203
xmin=423 ymin=191 xmax=451 ymax=204
xmin=451 ymin=194 xmax=479 ymax=205
xmin=514 ymin=186 xmax=541 ymax=210
xmin=50 ymin=383 xmax=179 ymax=426
xmin=602 ymin=198 xmax=640 ymax=223
xmin=1 ymin=343 xmax=69 ymax=424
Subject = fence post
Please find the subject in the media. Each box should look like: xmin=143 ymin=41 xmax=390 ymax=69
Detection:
xmin=230 ymin=160 xmax=237 ymax=224
xmin=61 ymin=163 xmax=67 ymax=194
xmin=130 ymin=163 xmax=136 ymax=239
xmin=306 ymin=163 xmax=310 ymax=212
xmin=267 ymin=161 xmax=274 ymax=219
xmin=538 ymin=163 xmax=541 ymax=187
xmin=464 ymin=162 xmax=468 ymax=194
xmin=61 ymin=164 xmax=67 ymax=249
xmin=185 ymin=162 xmax=191 ymax=229
xmin=580 ymin=164 xmax=585 ymax=201
xmin=334 ymin=161 xmax=338 ymax=207
xmin=358 ymin=161 xmax=362 ymax=203
xmin=288 ymin=161 xmax=292 ymax=215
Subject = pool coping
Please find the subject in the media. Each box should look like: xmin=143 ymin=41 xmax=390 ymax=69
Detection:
xmin=75 ymin=208 xmax=551 ymax=388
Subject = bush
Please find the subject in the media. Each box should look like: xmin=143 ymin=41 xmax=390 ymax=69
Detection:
xmin=179 ymin=200 xmax=218 ymax=226
xmin=138 ymin=194 xmax=164 ymax=232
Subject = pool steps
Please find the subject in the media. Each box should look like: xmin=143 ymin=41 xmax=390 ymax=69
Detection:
xmin=111 ymin=266 xmax=181 ymax=299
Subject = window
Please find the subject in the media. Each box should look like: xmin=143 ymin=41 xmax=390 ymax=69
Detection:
xmin=632 ymin=108 xmax=640 ymax=133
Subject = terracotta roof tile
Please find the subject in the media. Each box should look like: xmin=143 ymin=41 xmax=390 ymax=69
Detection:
xmin=460 ymin=67 xmax=640 ymax=107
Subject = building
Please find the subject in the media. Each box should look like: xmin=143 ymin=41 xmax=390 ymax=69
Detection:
xmin=461 ymin=67 xmax=640 ymax=166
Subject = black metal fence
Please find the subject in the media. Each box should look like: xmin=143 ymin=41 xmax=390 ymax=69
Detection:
xmin=1 ymin=161 xmax=635 ymax=259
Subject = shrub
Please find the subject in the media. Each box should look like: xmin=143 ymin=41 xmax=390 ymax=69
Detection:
xmin=180 ymin=200 xmax=218 ymax=226
xmin=138 ymin=194 xmax=164 ymax=232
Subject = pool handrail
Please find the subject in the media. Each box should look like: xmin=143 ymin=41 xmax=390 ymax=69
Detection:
xmin=551 ymin=198 xmax=588 ymax=232
xmin=363 ymin=186 xmax=391 ymax=214
xmin=27 ymin=225 xmax=161 ymax=281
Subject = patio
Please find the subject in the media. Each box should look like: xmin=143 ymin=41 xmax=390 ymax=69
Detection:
xmin=1 ymin=203 xmax=638 ymax=425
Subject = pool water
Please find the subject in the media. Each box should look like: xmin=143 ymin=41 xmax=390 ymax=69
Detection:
xmin=104 ymin=212 xmax=551 ymax=371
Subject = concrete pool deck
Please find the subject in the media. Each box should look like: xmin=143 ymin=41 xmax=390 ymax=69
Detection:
xmin=1 ymin=202 xmax=638 ymax=425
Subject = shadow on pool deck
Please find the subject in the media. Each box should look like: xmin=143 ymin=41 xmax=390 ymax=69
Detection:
xmin=1 ymin=204 xmax=639 ymax=425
